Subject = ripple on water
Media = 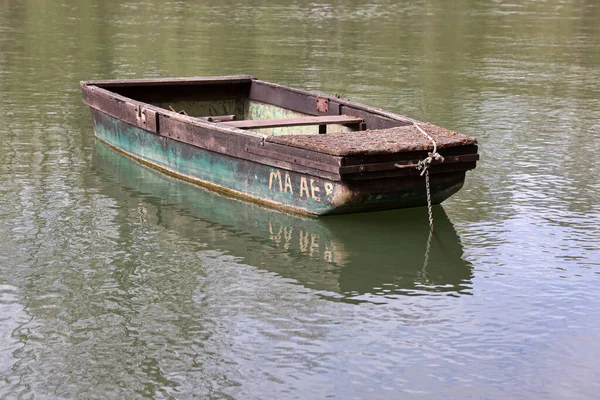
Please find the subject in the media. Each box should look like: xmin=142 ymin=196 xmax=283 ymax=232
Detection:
xmin=1 ymin=0 xmax=600 ymax=398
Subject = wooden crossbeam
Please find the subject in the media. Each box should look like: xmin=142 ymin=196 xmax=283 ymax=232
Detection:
xmin=220 ymin=115 xmax=364 ymax=130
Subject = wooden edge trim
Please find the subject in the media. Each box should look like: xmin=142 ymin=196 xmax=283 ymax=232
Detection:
xmin=245 ymin=146 xmax=341 ymax=174
xmin=80 ymin=75 xmax=255 ymax=87
xmin=250 ymin=79 xmax=417 ymax=124
xmin=81 ymin=84 xmax=266 ymax=140
xmin=222 ymin=115 xmax=364 ymax=129
xmin=262 ymin=141 xmax=343 ymax=166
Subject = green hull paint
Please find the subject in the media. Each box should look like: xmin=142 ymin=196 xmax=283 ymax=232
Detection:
xmin=90 ymin=110 xmax=463 ymax=216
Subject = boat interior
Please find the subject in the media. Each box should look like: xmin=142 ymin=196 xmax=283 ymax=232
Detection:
xmin=92 ymin=77 xmax=412 ymax=137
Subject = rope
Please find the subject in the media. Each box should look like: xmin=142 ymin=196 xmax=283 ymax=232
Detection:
xmin=414 ymin=123 xmax=445 ymax=176
xmin=413 ymin=123 xmax=444 ymax=231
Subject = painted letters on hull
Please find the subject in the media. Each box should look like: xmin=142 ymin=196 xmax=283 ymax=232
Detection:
xmin=268 ymin=169 xmax=335 ymax=203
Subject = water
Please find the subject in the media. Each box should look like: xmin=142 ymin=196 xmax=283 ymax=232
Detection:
xmin=1 ymin=1 xmax=599 ymax=398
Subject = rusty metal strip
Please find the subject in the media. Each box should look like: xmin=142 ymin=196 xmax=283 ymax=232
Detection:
xmin=342 ymin=163 xmax=477 ymax=181
xmin=204 ymin=114 xmax=236 ymax=122
xmin=339 ymin=154 xmax=480 ymax=175
xmin=316 ymin=97 xmax=329 ymax=113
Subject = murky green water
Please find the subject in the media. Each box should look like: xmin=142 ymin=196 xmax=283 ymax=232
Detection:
xmin=1 ymin=1 xmax=599 ymax=398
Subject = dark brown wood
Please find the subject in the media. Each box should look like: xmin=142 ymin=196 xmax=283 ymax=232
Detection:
xmin=158 ymin=113 xmax=261 ymax=155
xmin=157 ymin=114 xmax=341 ymax=181
xmin=340 ymin=145 xmax=479 ymax=166
xmin=221 ymin=115 xmax=364 ymax=129
xmin=260 ymin=141 xmax=343 ymax=167
xmin=110 ymin=82 xmax=251 ymax=105
xmin=81 ymin=85 xmax=159 ymax=133
xmin=338 ymin=153 xmax=480 ymax=175
xmin=82 ymin=75 xmax=254 ymax=88
xmin=342 ymin=163 xmax=476 ymax=181
xmin=249 ymin=80 xmax=415 ymax=130
xmin=245 ymin=146 xmax=341 ymax=174
xmin=249 ymin=81 xmax=329 ymax=116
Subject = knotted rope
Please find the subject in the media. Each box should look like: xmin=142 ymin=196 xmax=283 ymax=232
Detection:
xmin=414 ymin=123 xmax=445 ymax=176
xmin=413 ymin=123 xmax=444 ymax=232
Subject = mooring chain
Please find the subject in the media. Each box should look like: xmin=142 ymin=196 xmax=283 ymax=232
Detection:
xmin=421 ymin=224 xmax=433 ymax=279
xmin=413 ymin=123 xmax=444 ymax=231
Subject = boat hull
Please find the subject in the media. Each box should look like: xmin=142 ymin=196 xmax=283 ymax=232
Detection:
xmin=90 ymin=109 xmax=465 ymax=216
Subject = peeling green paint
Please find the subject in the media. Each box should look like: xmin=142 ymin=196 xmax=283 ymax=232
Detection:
xmin=246 ymin=101 xmax=353 ymax=136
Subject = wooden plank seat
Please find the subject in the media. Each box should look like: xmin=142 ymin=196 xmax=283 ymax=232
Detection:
xmin=220 ymin=115 xmax=364 ymax=130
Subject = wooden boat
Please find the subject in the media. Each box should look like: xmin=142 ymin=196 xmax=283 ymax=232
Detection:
xmin=80 ymin=75 xmax=478 ymax=216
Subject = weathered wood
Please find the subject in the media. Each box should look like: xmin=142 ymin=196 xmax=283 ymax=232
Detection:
xmin=157 ymin=114 xmax=341 ymax=181
xmin=339 ymin=153 xmax=480 ymax=175
xmin=249 ymin=81 xmax=328 ymax=116
xmin=82 ymin=75 xmax=254 ymax=87
xmin=250 ymin=80 xmax=413 ymax=130
xmin=81 ymin=85 xmax=159 ymax=133
xmin=267 ymin=125 xmax=478 ymax=156
xmin=245 ymin=146 xmax=341 ymax=174
xmin=340 ymin=145 xmax=479 ymax=166
xmin=260 ymin=141 xmax=343 ymax=167
xmin=342 ymin=164 xmax=476 ymax=181
xmin=111 ymin=82 xmax=250 ymax=104
xmin=221 ymin=115 xmax=364 ymax=129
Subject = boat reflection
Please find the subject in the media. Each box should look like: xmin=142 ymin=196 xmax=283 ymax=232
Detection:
xmin=91 ymin=141 xmax=473 ymax=300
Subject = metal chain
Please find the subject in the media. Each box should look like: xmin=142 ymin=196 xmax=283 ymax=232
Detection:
xmin=424 ymin=168 xmax=434 ymax=231
xmin=421 ymin=223 xmax=433 ymax=278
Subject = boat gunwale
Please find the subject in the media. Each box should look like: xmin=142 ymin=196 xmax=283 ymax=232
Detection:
xmin=80 ymin=75 xmax=478 ymax=181
xmin=80 ymin=74 xmax=255 ymax=88
xmin=80 ymin=82 xmax=267 ymax=140
xmin=251 ymin=78 xmax=419 ymax=126
xmin=80 ymin=75 xmax=419 ymax=129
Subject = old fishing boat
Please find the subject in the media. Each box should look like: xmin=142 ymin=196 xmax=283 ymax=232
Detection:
xmin=80 ymin=75 xmax=478 ymax=216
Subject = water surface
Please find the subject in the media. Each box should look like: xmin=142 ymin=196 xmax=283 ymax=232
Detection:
xmin=0 ymin=1 xmax=599 ymax=398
